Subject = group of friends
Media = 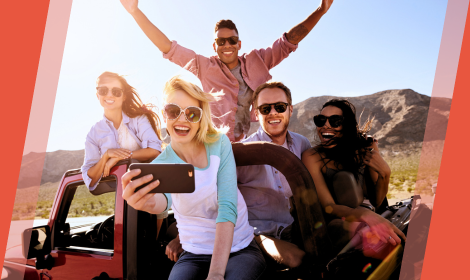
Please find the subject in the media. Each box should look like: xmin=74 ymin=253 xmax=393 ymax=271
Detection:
xmin=80 ymin=0 xmax=406 ymax=279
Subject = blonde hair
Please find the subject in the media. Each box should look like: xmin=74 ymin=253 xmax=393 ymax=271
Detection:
xmin=163 ymin=76 xmax=227 ymax=144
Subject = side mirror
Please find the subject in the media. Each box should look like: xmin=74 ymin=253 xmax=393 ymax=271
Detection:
xmin=22 ymin=225 xmax=51 ymax=259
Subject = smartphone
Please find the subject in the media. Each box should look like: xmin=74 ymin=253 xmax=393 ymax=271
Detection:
xmin=129 ymin=163 xmax=195 ymax=193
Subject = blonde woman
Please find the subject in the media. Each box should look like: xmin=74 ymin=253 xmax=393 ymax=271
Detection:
xmin=121 ymin=76 xmax=265 ymax=280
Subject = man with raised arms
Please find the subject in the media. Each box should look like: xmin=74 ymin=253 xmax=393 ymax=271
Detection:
xmin=120 ymin=0 xmax=334 ymax=142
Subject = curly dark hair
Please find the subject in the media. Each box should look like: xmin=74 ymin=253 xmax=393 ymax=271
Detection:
xmin=214 ymin=19 xmax=238 ymax=35
xmin=314 ymin=99 xmax=374 ymax=181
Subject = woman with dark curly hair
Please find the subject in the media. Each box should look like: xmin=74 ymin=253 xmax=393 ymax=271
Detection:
xmin=301 ymin=99 xmax=406 ymax=249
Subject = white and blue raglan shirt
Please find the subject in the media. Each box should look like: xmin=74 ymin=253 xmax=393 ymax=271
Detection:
xmin=153 ymin=134 xmax=254 ymax=255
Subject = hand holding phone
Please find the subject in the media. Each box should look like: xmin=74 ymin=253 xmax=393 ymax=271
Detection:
xmin=122 ymin=169 xmax=166 ymax=214
xmin=129 ymin=163 xmax=195 ymax=193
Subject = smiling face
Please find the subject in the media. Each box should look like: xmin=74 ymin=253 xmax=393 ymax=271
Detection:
xmin=213 ymin=28 xmax=241 ymax=70
xmin=256 ymin=87 xmax=293 ymax=142
xmin=164 ymin=89 xmax=201 ymax=145
xmin=96 ymin=78 xmax=125 ymax=112
xmin=316 ymin=105 xmax=343 ymax=144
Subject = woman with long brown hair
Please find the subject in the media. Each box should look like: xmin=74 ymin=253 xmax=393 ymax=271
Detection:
xmin=81 ymin=71 xmax=163 ymax=190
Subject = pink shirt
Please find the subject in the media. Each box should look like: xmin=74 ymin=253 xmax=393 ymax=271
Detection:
xmin=163 ymin=33 xmax=298 ymax=141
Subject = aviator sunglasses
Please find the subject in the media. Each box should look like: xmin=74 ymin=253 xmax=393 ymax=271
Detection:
xmin=257 ymin=102 xmax=290 ymax=115
xmin=164 ymin=103 xmax=203 ymax=123
xmin=313 ymin=115 xmax=344 ymax=128
xmin=214 ymin=36 xmax=239 ymax=46
xmin=96 ymin=87 xmax=123 ymax=98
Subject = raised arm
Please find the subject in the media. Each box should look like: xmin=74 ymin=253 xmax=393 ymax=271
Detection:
xmin=254 ymin=0 xmax=333 ymax=69
xmin=286 ymin=0 xmax=334 ymax=45
xmin=120 ymin=0 xmax=172 ymax=53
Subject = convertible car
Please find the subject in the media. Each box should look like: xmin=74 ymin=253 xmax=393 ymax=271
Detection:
xmin=3 ymin=142 xmax=414 ymax=280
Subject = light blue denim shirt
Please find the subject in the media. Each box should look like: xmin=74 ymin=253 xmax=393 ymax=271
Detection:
xmin=81 ymin=112 xmax=162 ymax=191
xmin=237 ymin=126 xmax=311 ymax=238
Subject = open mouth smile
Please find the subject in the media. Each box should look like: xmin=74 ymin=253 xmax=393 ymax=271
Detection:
xmin=105 ymin=100 xmax=115 ymax=104
xmin=174 ymin=125 xmax=190 ymax=136
xmin=321 ymin=132 xmax=335 ymax=141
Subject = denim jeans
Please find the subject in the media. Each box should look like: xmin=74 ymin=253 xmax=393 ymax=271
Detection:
xmin=168 ymin=239 xmax=266 ymax=280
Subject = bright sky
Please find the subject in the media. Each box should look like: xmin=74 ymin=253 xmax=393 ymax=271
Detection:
xmin=46 ymin=0 xmax=448 ymax=152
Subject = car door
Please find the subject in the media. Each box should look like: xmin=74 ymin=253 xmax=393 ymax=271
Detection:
xmin=40 ymin=164 xmax=127 ymax=280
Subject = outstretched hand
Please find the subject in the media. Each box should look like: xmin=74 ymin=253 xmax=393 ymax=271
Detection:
xmin=120 ymin=0 xmax=139 ymax=14
xmin=121 ymin=169 xmax=162 ymax=213
xmin=318 ymin=0 xmax=334 ymax=15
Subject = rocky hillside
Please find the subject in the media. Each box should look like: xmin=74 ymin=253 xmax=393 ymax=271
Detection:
xmin=17 ymin=89 xmax=451 ymax=188
xmin=17 ymin=150 xmax=84 ymax=188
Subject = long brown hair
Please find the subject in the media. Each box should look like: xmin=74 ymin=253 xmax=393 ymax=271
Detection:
xmin=97 ymin=71 xmax=162 ymax=140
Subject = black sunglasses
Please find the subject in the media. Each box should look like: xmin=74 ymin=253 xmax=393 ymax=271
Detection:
xmin=96 ymin=87 xmax=123 ymax=98
xmin=257 ymin=102 xmax=290 ymax=115
xmin=313 ymin=115 xmax=344 ymax=128
xmin=214 ymin=36 xmax=239 ymax=46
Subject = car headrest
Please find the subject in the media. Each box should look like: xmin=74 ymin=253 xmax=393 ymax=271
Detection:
xmin=332 ymin=171 xmax=364 ymax=209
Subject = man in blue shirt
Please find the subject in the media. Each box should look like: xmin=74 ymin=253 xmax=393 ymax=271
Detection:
xmin=237 ymin=81 xmax=312 ymax=269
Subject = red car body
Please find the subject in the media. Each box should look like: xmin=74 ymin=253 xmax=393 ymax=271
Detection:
xmin=3 ymin=164 xmax=127 ymax=280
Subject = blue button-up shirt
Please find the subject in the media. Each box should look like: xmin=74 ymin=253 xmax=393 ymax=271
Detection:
xmin=81 ymin=112 xmax=162 ymax=190
xmin=237 ymin=126 xmax=311 ymax=238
